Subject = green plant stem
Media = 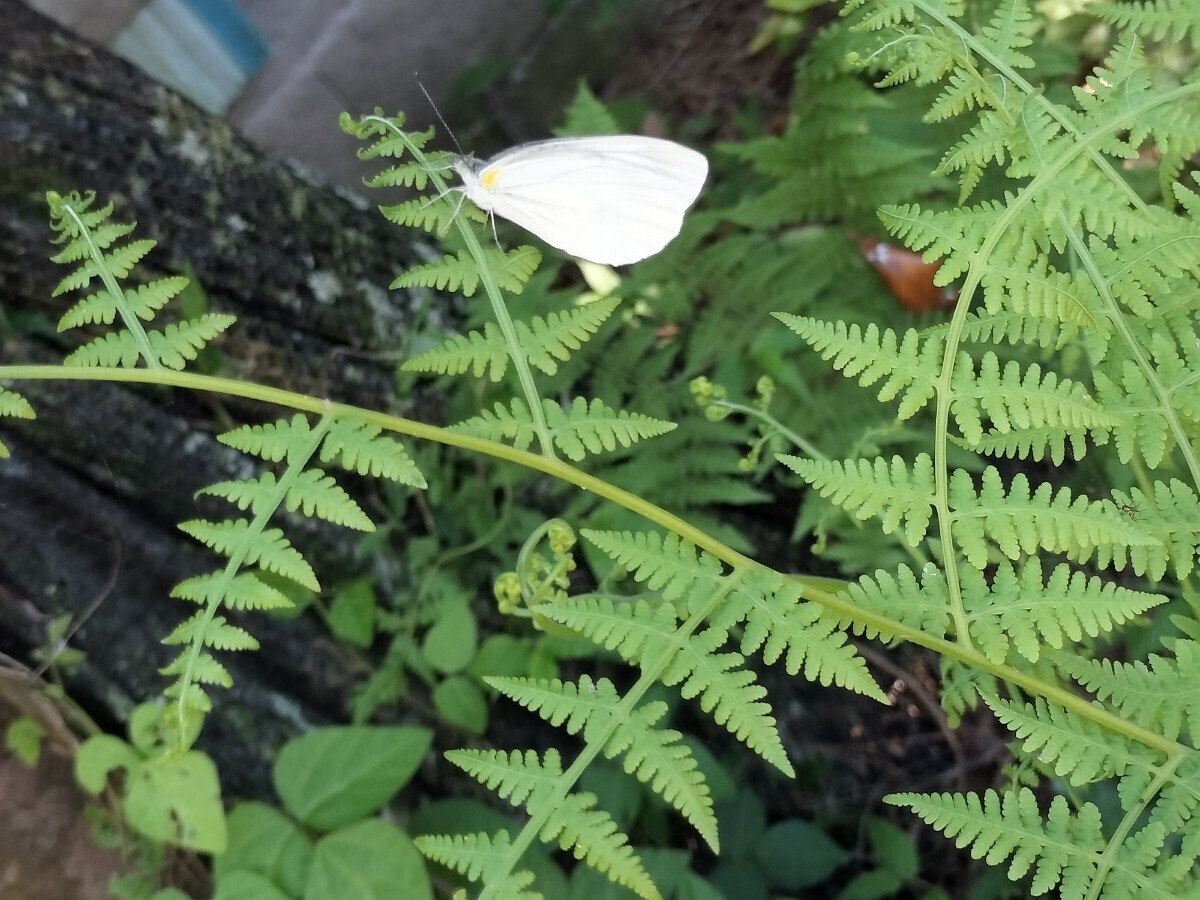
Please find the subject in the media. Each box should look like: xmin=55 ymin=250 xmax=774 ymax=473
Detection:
xmin=709 ymin=398 xmax=827 ymax=460
xmin=0 ymin=363 xmax=1184 ymax=758
xmin=361 ymin=116 xmax=557 ymax=459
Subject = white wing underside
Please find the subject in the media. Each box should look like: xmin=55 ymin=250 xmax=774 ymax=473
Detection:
xmin=460 ymin=136 xmax=708 ymax=266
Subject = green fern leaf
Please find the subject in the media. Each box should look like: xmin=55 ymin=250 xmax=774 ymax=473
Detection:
xmin=392 ymin=246 xmax=541 ymax=297
xmin=541 ymin=598 xmax=793 ymax=775
xmin=774 ymin=316 xmax=941 ymax=419
xmin=162 ymin=613 xmax=259 ymax=652
xmin=836 ymin=564 xmax=951 ymax=642
xmin=402 ymin=321 xmax=510 ymax=381
xmin=1101 ymin=481 xmax=1200 ymax=581
xmin=219 ymin=415 xmax=314 ymax=462
xmin=404 ymin=298 xmax=618 ymax=381
xmin=949 ymin=467 xmax=1159 ymax=570
xmin=734 ymin=576 xmax=887 ymax=702
xmin=63 ymin=330 xmax=143 ymax=368
xmin=178 ymin=520 xmax=319 ymax=591
xmin=0 ymin=387 xmax=36 ymax=458
xmin=413 ymin=831 xmax=541 ymax=899
xmin=962 ymin=560 xmax=1164 ymax=664
xmin=1095 ymin=0 xmax=1200 ymax=43
xmin=448 ymin=748 xmax=659 ymax=899
xmin=201 ymin=470 xmax=374 ymax=531
xmin=1062 ymin=639 xmax=1200 ymax=746
xmin=951 ymin=353 xmax=1116 ymax=448
xmin=452 ymin=398 xmax=674 ymax=461
xmin=148 ymin=315 xmax=237 ymax=370
xmin=171 ymin=571 xmax=293 ymax=612
xmin=581 ymin=529 xmax=723 ymax=604
xmin=58 ymin=276 xmax=190 ymax=330
xmin=546 ymin=399 xmax=675 ymax=461
xmin=320 ymin=418 xmax=427 ymax=487
xmin=781 ymin=454 xmax=935 ymax=547
xmin=160 ymin=649 xmax=232 ymax=689
xmin=984 ymin=694 xmax=1162 ymax=787
xmin=487 ymin=675 xmax=719 ymax=850
xmin=378 ymin=195 xmax=484 ymax=233
xmin=888 ymin=789 xmax=1104 ymax=897
xmin=541 ymin=791 xmax=659 ymax=900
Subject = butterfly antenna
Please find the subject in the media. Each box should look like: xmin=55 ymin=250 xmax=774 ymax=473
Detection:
xmin=415 ymin=73 xmax=463 ymax=154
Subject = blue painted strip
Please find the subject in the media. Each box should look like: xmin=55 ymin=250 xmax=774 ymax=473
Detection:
xmin=178 ymin=0 xmax=268 ymax=73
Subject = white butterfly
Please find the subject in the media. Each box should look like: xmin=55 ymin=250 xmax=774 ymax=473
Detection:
xmin=451 ymin=135 xmax=708 ymax=266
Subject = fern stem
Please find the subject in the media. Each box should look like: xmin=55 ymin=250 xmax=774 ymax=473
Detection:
xmin=1086 ymin=751 xmax=1186 ymax=900
xmin=1062 ymin=218 xmax=1200 ymax=488
xmin=4 ymin=364 xmax=1185 ymax=758
xmin=913 ymin=0 xmax=1152 ymax=214
xmin=482 ymin=571 xmax=741 ymax=900
xmin=171 ymin=413 xmax=332 ymax=743
xmin=926 ymin=77 xmax=1200 ymax=657
xmin=59 ymin=198 xmax=163 ymax=370
xmin=360 ymin=116 xmax=558 ymax=460
xmin=708 ymin=399 xmax=827 ymax=460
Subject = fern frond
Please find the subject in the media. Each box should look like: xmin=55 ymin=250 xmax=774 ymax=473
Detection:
xmin=392 ymin=246 xmax=541 ymax=297
xmin=320 ymin=418 xmax=426 ymax=486
xmin=378 ymin=195 xmax=484 ymax=233
xmin=950 ymin=353 xmax=1116 ymax=448
xmin=171 ymin=571 xmax=293 ymax=612
xmin=581 ymin=529 xmax=723 ymax=604
xmin=1062 ymin=640 xmax=1200 ymax=746
xmin=219 ymin=414 xmax=315 ymax=461
xmin=948 ymin=467 xmax=1158 ymax=570
xmin=1094 ymin=0 xmax=1200 ymax=44
xmin=774 ymin=315 xmax=941 ymax=419
xmin=162 ymin=613 xmax=259 ymax=652
xmin=962 ymin=560 xmax=1163 ymax=664
xmin=414 ymin=832 xmax=541 ymax=900
xmin=404 ymin=296 xmax=620 ymax=381
xmin=0 ymin=387 xmax=36 ymax=458
xmin=63 ymin=314 xmax=236 ymax=369
xmin=782 ymin=453 xmax=936 ymax=547
xmin=448 ymin=748 xmax=659 ymax=899
xmin=985 ymin=694 xmax=1164 ymax=787
xmin=1101 ymin=481 xmax=1200 ymax=581
xmin=178 ymin=520 xmax=319 ymax=591
xmin=201 ymin=470 xmax=374 ymax=531
xmin=488 ymin=674 xmax=719 ymax=850
xmin=836 ymin=564 xmax=951 ymax=642
xmin=734 ymin=577 xmax=888 ymax=702
xmin=452 ymin=398 xmax=675 ymax=461
xmin=540 ymin=598 xmax=792 ymax=775
xmin=58 ymin=276 xmax=190 ymax=330
xmin=887 ymin=789 xmax=1105 ymax=897
xmin=160 ymin=649 xmax=231 ymax=689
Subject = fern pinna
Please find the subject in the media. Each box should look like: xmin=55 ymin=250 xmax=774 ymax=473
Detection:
xmin=754 ymin=1 xmax=1200 ymax=896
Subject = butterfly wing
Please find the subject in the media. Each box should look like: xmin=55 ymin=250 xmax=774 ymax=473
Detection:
xmin=473 ymin=136 xmax=708 ymax=265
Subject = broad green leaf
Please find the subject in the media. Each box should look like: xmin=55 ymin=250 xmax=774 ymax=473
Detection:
xmin=422 ymin=600 xmax=478 ymax=673
xmin=329 ymin=578 xmax=377 ymax=648
xmin=214 ymin=801 xmax=314 ymax=897
xmin=275 ymin=726 xmax=432 ymax=831
xmin=432 ymin=676 xmax=488 ymax=734
xmin=304 ymin=818 xmax=431 ymax=900
xmin=5 ymin=716 xmax=45 ymax=767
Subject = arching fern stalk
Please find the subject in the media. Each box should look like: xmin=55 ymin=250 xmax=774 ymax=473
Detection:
xmin=762 ymin=0 xmax=1200 ymax=896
